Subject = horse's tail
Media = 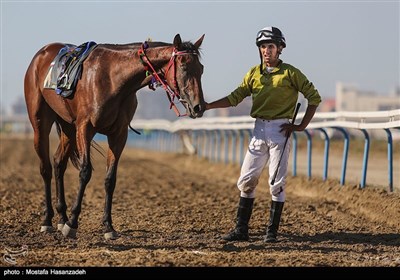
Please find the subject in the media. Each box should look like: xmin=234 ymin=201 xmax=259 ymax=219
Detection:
xmin=54 ymin=121 xmax=80 ymax=170
xmin=90 ymin=141 xmax=106 ymax=163
xmin=54 ymin=121 xmax=105 ymax=171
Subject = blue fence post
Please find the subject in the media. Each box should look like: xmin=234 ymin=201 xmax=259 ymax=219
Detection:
xmin=224 ymin=130 xmax=230 ymax=164
xmin=239 ymin=130 xmax=245 ymax=165
xmin=156 ymin=130 xmax=161 ymax=151
xmin=152 ymin=130 xmax=158 ymax=151
xmin=164 ymin=131 xmax=169 ymax=152
xmin=158 ymin=130 xmax=163 ymax=152
xmin=360 ymin=129 xmax=370 ymax=188
xmin=174 ymin=132 xmax=180 ymax=152
xmin=171 ymin=132 xmax=175 ymax=152
xmin=145 ymin=130 xmax=150 ymax=150
xmin=163 ymin=131 xmax=169 ymax=152
xmin=200 ymin=130 xmax=206 ymax=159
xmin=197 ymin=130 xmax=205 ymax=159
xmin=175 ymin=132 xmax=182 ymax=153
xmin=216 ymin=130 xmax=222 ymax=163
xmin=192 ymin=130 xmax=198 ymax=155
xmin=205 ymin=130 xmax=212 ymax=160
xmin=384 ymin=128 xmax=393 ymax=192
xmin=317 ymin=128 xmax=330 ymax=181
xmin=209 ymin=130 xmax=216 ymax=162
xmin=333 ymin=127 xmax=350 ymax=185
xmin=166 ymin=131 xmax=172 ymax=152
xmin=169 ymin=132 xmax=174 ymax=152
xmin=304 ymin=130 xmax=312 ymax=179
xmin=174 ymin=132 xmax=179 ymax=152
xmin=231 ymin=130 xmax=237 ymax=164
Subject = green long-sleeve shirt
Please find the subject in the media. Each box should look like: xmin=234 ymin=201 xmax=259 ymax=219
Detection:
xmin=227 ymin=60 xmax=322 ymax=119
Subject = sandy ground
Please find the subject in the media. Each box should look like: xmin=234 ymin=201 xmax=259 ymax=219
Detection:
xmin=0 ymin=136 xmax=399 ymax=268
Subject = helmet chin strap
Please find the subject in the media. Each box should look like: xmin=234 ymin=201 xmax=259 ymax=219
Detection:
xmin=259 ymin=50 xmax=264 ymax=75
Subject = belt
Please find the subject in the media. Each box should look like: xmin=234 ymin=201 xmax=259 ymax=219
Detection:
xmin=256 ymin=118 xmax=290 ymax=123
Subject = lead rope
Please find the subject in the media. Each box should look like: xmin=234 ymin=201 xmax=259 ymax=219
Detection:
xmin=128 ymin=123 xmax=141 ymax=135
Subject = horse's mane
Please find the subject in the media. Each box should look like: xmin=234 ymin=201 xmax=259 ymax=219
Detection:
xmin=100 ymin=40 xmax=202 ymax=57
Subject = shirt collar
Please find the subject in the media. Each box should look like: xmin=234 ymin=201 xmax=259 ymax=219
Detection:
xmin=263 ymin=59 xmax=282 ymax=74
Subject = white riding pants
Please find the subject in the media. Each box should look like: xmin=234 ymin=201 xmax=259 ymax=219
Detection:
xmin=237 ymin=118 xmax=291 ymax=202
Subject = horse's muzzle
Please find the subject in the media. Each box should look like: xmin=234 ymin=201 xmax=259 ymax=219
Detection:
xmin=195 ymin=103 xmax=205 ymax=117
xmin=188 ymin=103 xmax=205 ymax=119
xmin=181 ymin=95 xmax=204 ymax=119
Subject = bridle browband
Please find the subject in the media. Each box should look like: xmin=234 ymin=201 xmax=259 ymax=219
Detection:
xmin=138 ymin=41 xmax=199 ymax=117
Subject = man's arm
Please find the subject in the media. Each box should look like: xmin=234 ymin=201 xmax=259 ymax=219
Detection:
xmin=297 ymin=104 xmax=318 ymax=131
xmin=205 ymin=97 xmax=232 ymax=110
xmin=279 ymin=104 xmax=318 ymax=136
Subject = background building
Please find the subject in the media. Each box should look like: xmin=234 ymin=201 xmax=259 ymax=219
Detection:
xmin=336 ymin=82 xmax=400 ymax=112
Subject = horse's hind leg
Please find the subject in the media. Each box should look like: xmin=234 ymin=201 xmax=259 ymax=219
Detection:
xmin=61 ymin=123 xmax=95 ymax=239
xmin=53 ymin=122 xmax=76 ymax=231
xmin=102 ymin=130 xmax=128 ymax=240
xmin=30 ymin=107 xmax=56 ymax=232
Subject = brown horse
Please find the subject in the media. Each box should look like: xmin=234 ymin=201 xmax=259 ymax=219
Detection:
xmin=24 ymin=34 xmax=206 ymax=240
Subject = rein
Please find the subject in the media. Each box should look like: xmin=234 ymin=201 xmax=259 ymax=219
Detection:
xmin=137 ymin=41 xmax=197 ymax=117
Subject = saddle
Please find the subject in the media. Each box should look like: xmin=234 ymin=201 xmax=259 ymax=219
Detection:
xmin=44 ymin=41 xmax=97 ymax=98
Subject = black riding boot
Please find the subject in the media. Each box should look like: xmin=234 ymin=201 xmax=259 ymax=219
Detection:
xmin=222 ymin=197 xmax=254 ymax=241
xmin=264 ymin=201 xmax=284 ymax=243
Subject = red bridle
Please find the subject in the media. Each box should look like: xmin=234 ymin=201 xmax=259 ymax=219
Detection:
xmin=138 ymin=42 xmax=198 ymax=117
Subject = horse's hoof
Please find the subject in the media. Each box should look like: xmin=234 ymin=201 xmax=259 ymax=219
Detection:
xmin=40 ymin=225 xmax=54 ymax=233
xmin=57 ymin=223 xmax=65 ymax=231
xmin=61 ymin=224 xmax=77 ymax=239
xmin=104 ymin=231 xmax=119 ymax=240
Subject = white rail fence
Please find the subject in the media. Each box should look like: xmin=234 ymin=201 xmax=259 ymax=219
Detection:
xmin=129 ymin=109 xmax=400 ymax=192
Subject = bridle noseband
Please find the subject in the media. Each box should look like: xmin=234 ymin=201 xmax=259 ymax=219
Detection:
xmin=138 ymin=41 xmax=198 ymax=117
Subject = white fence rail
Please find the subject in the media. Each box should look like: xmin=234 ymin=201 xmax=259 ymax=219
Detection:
xmin=132 ymin=109 xmax=400 ymax=131
xmin=130 ymin=109 xmax=400 ymax=192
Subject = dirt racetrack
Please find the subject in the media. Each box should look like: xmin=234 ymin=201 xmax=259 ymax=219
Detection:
xmin=1 ymin=136 xmax=399 ymax=268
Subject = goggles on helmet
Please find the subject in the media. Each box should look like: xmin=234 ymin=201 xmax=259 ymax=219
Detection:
xmin=256 ymin=32 xmax=285 ymax=47
xmin=256 ymin=30 xmax=275 ymax=40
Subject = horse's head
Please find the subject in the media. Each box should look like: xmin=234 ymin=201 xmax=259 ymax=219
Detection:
xmin=165 ymin=34 xmax=206 ymax=119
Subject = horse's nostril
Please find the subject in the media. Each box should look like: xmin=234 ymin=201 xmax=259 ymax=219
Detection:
xmin=194 ymin=104 xmax=201 ymax=113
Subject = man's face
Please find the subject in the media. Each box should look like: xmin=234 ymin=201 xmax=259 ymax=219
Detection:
xmin=259 ymin=42 xmax=282 ymax=66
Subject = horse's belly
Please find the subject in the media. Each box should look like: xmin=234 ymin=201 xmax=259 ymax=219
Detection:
xmin=93 ymin=94 xmax=138 ymax=134
xmin=42 ymin=89 xmax=76 ymax=123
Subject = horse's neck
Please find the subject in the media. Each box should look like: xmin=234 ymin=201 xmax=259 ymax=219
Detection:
xmin=131 ymin=46 xmax=174 ymax=90
xmin=93 ymin=45 xmax=174 ymax=96
xmin=142 ymin=46 xmax=174 ymax=71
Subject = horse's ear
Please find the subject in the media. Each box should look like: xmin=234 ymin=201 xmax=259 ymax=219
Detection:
xmin=194 ymin=34 xmax=205 ymax=49
xmin=173 ymin=34 xmax=182 ymax=48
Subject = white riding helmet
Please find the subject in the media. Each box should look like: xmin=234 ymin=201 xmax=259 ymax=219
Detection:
xmin=256 ymin=26 xmax=286 ymax=48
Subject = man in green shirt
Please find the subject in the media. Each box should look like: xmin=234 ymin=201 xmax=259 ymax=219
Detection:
xmin=205 ymin=26 xmax=322 ymax=242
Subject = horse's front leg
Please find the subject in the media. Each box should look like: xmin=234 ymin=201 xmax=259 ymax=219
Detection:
xmin=61 ymin=124 xmax=94 ymax=239
xmin=102 ymin=130 xmax=128 ymax=240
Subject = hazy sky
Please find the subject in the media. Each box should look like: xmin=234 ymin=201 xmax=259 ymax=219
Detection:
xmin=1 ymin=0 xmax=399 ymax=111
